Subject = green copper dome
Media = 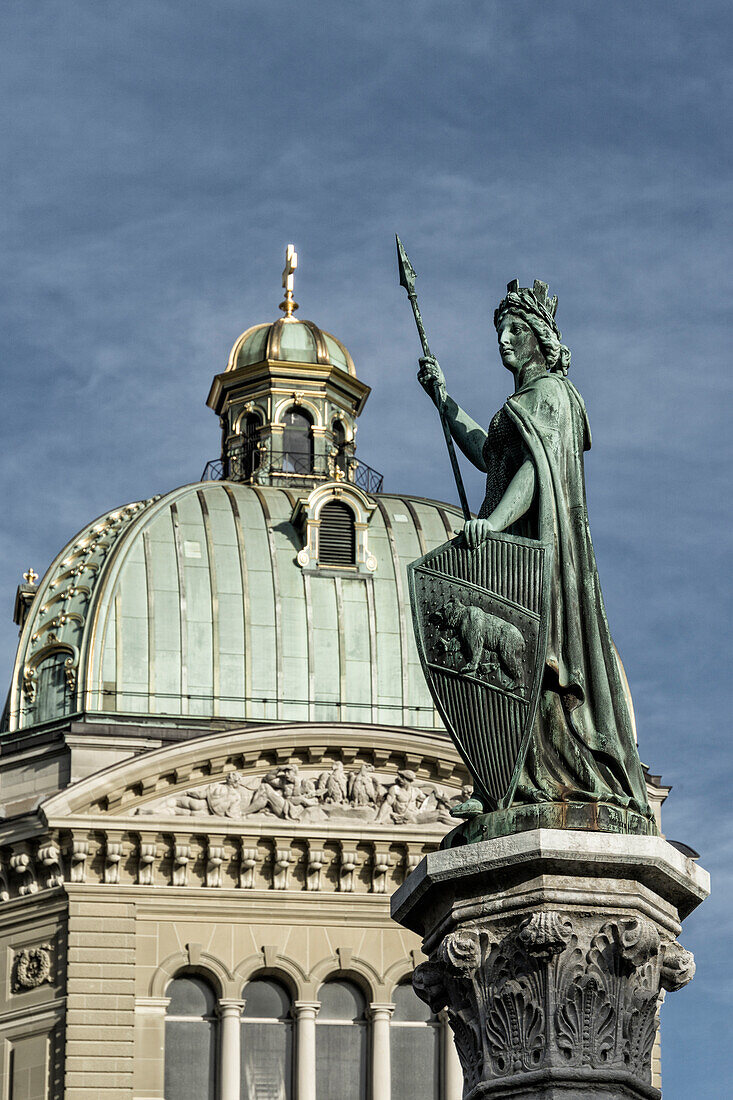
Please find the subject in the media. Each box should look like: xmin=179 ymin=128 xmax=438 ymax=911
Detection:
xmin=229 ymin=318 xmax=355 ymax=375
xmin=5 ymin=483 xmax=462 ymax=732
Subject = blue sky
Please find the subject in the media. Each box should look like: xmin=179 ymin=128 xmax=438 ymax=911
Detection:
xmin=1 ymin=2 xmax=731 ymax=1090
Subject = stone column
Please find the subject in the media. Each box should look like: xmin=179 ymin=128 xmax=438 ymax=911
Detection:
xmin=368 ymin=1002 xmax=395 ymax=1100
xmin=294 ymin=1000 xmax=320 ymax=1100
xmin=217 ymin=999 xmax=245 ymax=1100
xmin=392 ymin=830 xmax=709 ymax=1100
xmin=440 ymin=1009 xmax=464 ymax=1100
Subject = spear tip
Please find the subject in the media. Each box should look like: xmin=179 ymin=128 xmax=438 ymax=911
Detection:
xmin=396 ymin=234 xmax=417 ymax=293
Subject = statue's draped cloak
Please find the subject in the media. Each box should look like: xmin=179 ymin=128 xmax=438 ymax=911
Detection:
xmin=494 ymin=373 xmax=650 ymax=813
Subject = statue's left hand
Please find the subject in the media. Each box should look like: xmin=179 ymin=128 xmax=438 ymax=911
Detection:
xmin=463 ymin=519 xmax=497 ymax=548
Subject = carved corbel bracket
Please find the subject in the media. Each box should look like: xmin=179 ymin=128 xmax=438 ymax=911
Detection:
xmin=136 ymin=833 xmax=158 ymax=886
xmin=69 ymin=832 xmax=90 ymax=884
xmin=338 ymin=843 xmax=360 ymax=893
xmin=306 ymin=840 xmax=328 ymax=892
xmin=206 ymin=835 xmax=226 ymax=888
xmin=273 ymin=841 xmax=294 ymax=891
xmin=239 ymin=837 xmax=262 ymax=889
xmin=104 ymin=832 xmax=125 ymax=885
xmin=371 ymin=844 xmax=394 ymax=894
xmin=37 ymin=841 xmax=64 ymax=889
xmin=9 ymin=848 xmax=37 ymax=896
xmin=172 ymin=837 xmax=191 ymax=887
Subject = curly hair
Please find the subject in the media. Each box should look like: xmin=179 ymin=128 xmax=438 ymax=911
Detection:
xmin=494 ymin=284 xmax=571 ymax=376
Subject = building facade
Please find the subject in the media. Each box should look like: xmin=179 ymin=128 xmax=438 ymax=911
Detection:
xmin=0 ymin=254 xmax=667 ymax=1100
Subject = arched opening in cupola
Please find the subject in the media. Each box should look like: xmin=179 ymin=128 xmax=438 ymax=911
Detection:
xmin=240 ymin=412 xmax=262 ymax=480
xmin=281 ymin=407 xmax=314 ymax=475
xmin=332 ymin=419 xmax=348 ymax=478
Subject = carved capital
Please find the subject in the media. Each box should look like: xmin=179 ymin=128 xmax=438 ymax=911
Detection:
xmin=415 ymin=908 xmax=692 ymax=1097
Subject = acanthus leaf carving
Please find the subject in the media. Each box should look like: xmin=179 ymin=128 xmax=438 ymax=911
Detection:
xmin=417 ymin=908 xmax=693 ymax=1093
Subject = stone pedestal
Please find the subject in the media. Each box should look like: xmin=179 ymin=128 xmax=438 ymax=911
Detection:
xmin=391 ymin=830 xmax=709 ymax=1100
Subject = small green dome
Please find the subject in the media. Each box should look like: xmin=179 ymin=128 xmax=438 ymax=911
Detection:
xmin=228 ymin=318 xmax=355 ymax=375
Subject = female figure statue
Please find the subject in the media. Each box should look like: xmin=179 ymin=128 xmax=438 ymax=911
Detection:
xmin=418 ymin=280 xmax=650 ymax=817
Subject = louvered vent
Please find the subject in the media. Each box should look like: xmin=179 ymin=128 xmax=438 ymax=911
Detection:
xmin=318 ymin=501 xmax=356 ymax=567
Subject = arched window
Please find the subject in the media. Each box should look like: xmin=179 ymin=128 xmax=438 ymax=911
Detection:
xmin=332 ymin=419 xmax=347 ymax=477
xmin=390 ymin=980 xmax=440 ymax=1099
xmin=318 ymin=501 xmax=356 ymax=567
xmin=164 ymin=975 xmax=218 ymax=1100
xmin=31 ymin=653 xmax=73 ymax=723
xmin=241 ymin=977 xmax=293 ymax=1099
xmin=281 ymin=408 xmax=313 ymax=474
xmin=316 ymin=980 xmax=367 ymax=1100
xmin=241 ymin=413 xmax=261 ymax=480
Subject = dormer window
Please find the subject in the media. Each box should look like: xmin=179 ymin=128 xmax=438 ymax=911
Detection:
xmin=282 ymin=408 xmax=313 ymax=475
xmin=318 ymin=501 xmax=356 ymax=567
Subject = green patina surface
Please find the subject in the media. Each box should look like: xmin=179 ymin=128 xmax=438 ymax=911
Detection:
xmin=443 ymin=801 xmax=658 ymax=848
xmin=6 ymin=483 xmax=462 ymax=733
xmin=405 ymin=268 xmax=656 ymax=835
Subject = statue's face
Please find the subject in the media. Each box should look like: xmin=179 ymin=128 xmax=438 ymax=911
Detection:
xmin=497 ymin=314 xmax=541 ymax=373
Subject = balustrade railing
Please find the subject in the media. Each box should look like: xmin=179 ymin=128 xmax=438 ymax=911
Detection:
xmin=200 ymin=454 xmax=384 ymax=493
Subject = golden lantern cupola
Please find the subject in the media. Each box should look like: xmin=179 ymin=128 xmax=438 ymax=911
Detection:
xmin=206 ymin=245 xmax=379 ymax=491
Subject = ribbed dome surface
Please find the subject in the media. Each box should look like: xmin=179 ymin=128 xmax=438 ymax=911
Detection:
xmin=228 ymin=318 xmax=355 ymax=375
xmin=6 ymin=483 xmax=462 ymax=732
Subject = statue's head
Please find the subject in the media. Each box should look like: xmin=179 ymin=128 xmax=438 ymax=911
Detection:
xmin=494 ymin=280 xmax=570 ymax=377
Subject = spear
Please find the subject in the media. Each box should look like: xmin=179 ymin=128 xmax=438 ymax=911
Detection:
xmin=396 ymin=235 xmax=471 ymax=522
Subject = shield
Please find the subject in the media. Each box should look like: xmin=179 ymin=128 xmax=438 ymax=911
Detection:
xmin=408 ymin=531 xmax=552 ymax=810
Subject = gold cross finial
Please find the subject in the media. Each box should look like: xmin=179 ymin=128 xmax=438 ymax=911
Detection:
xmin=23 ymin=567 xmax=38 ymax=585
xmin=279 ymin=244 xmax=299 ymax=317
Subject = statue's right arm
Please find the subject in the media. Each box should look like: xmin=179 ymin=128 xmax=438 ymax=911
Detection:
xmin=417 ymin=357 xmax=488 ymax=471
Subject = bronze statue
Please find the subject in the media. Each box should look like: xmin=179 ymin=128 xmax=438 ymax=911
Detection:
xmin=399 ymin=243 xmax=651 ymax=830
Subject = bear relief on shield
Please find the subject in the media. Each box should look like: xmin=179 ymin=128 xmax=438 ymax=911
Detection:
xmin=428 ymin=587 xmax=528 ymax=695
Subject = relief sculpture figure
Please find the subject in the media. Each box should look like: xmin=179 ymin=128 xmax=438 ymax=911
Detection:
xmin=407 ymin=263 xmax=652 ymax=824
xmin=441 ymin=594 xmax=525 ymax=687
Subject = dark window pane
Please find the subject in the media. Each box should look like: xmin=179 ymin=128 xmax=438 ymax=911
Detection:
xmin=241 ymin=1019 xmax=293 ymax=1099
xmin=318 ymin=980 xmax=365 ymax=1021
xmin=282 ymin=409 xmax=313 ymax=473
xmin=390 ymin=1022 xmax=440 ymax=1100
xmin=242 ymin=979 xmax=291 ymax=1020
xmin=392 ymin=982 xmax=436 ymax=1022
xmin=166 ymin=976 xmax=216 ymax=1018
xmin=315 ymin=1023 xmax=367 ymax=1100
xmin=164 ymin=1019 xmax=217 ymax=1100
